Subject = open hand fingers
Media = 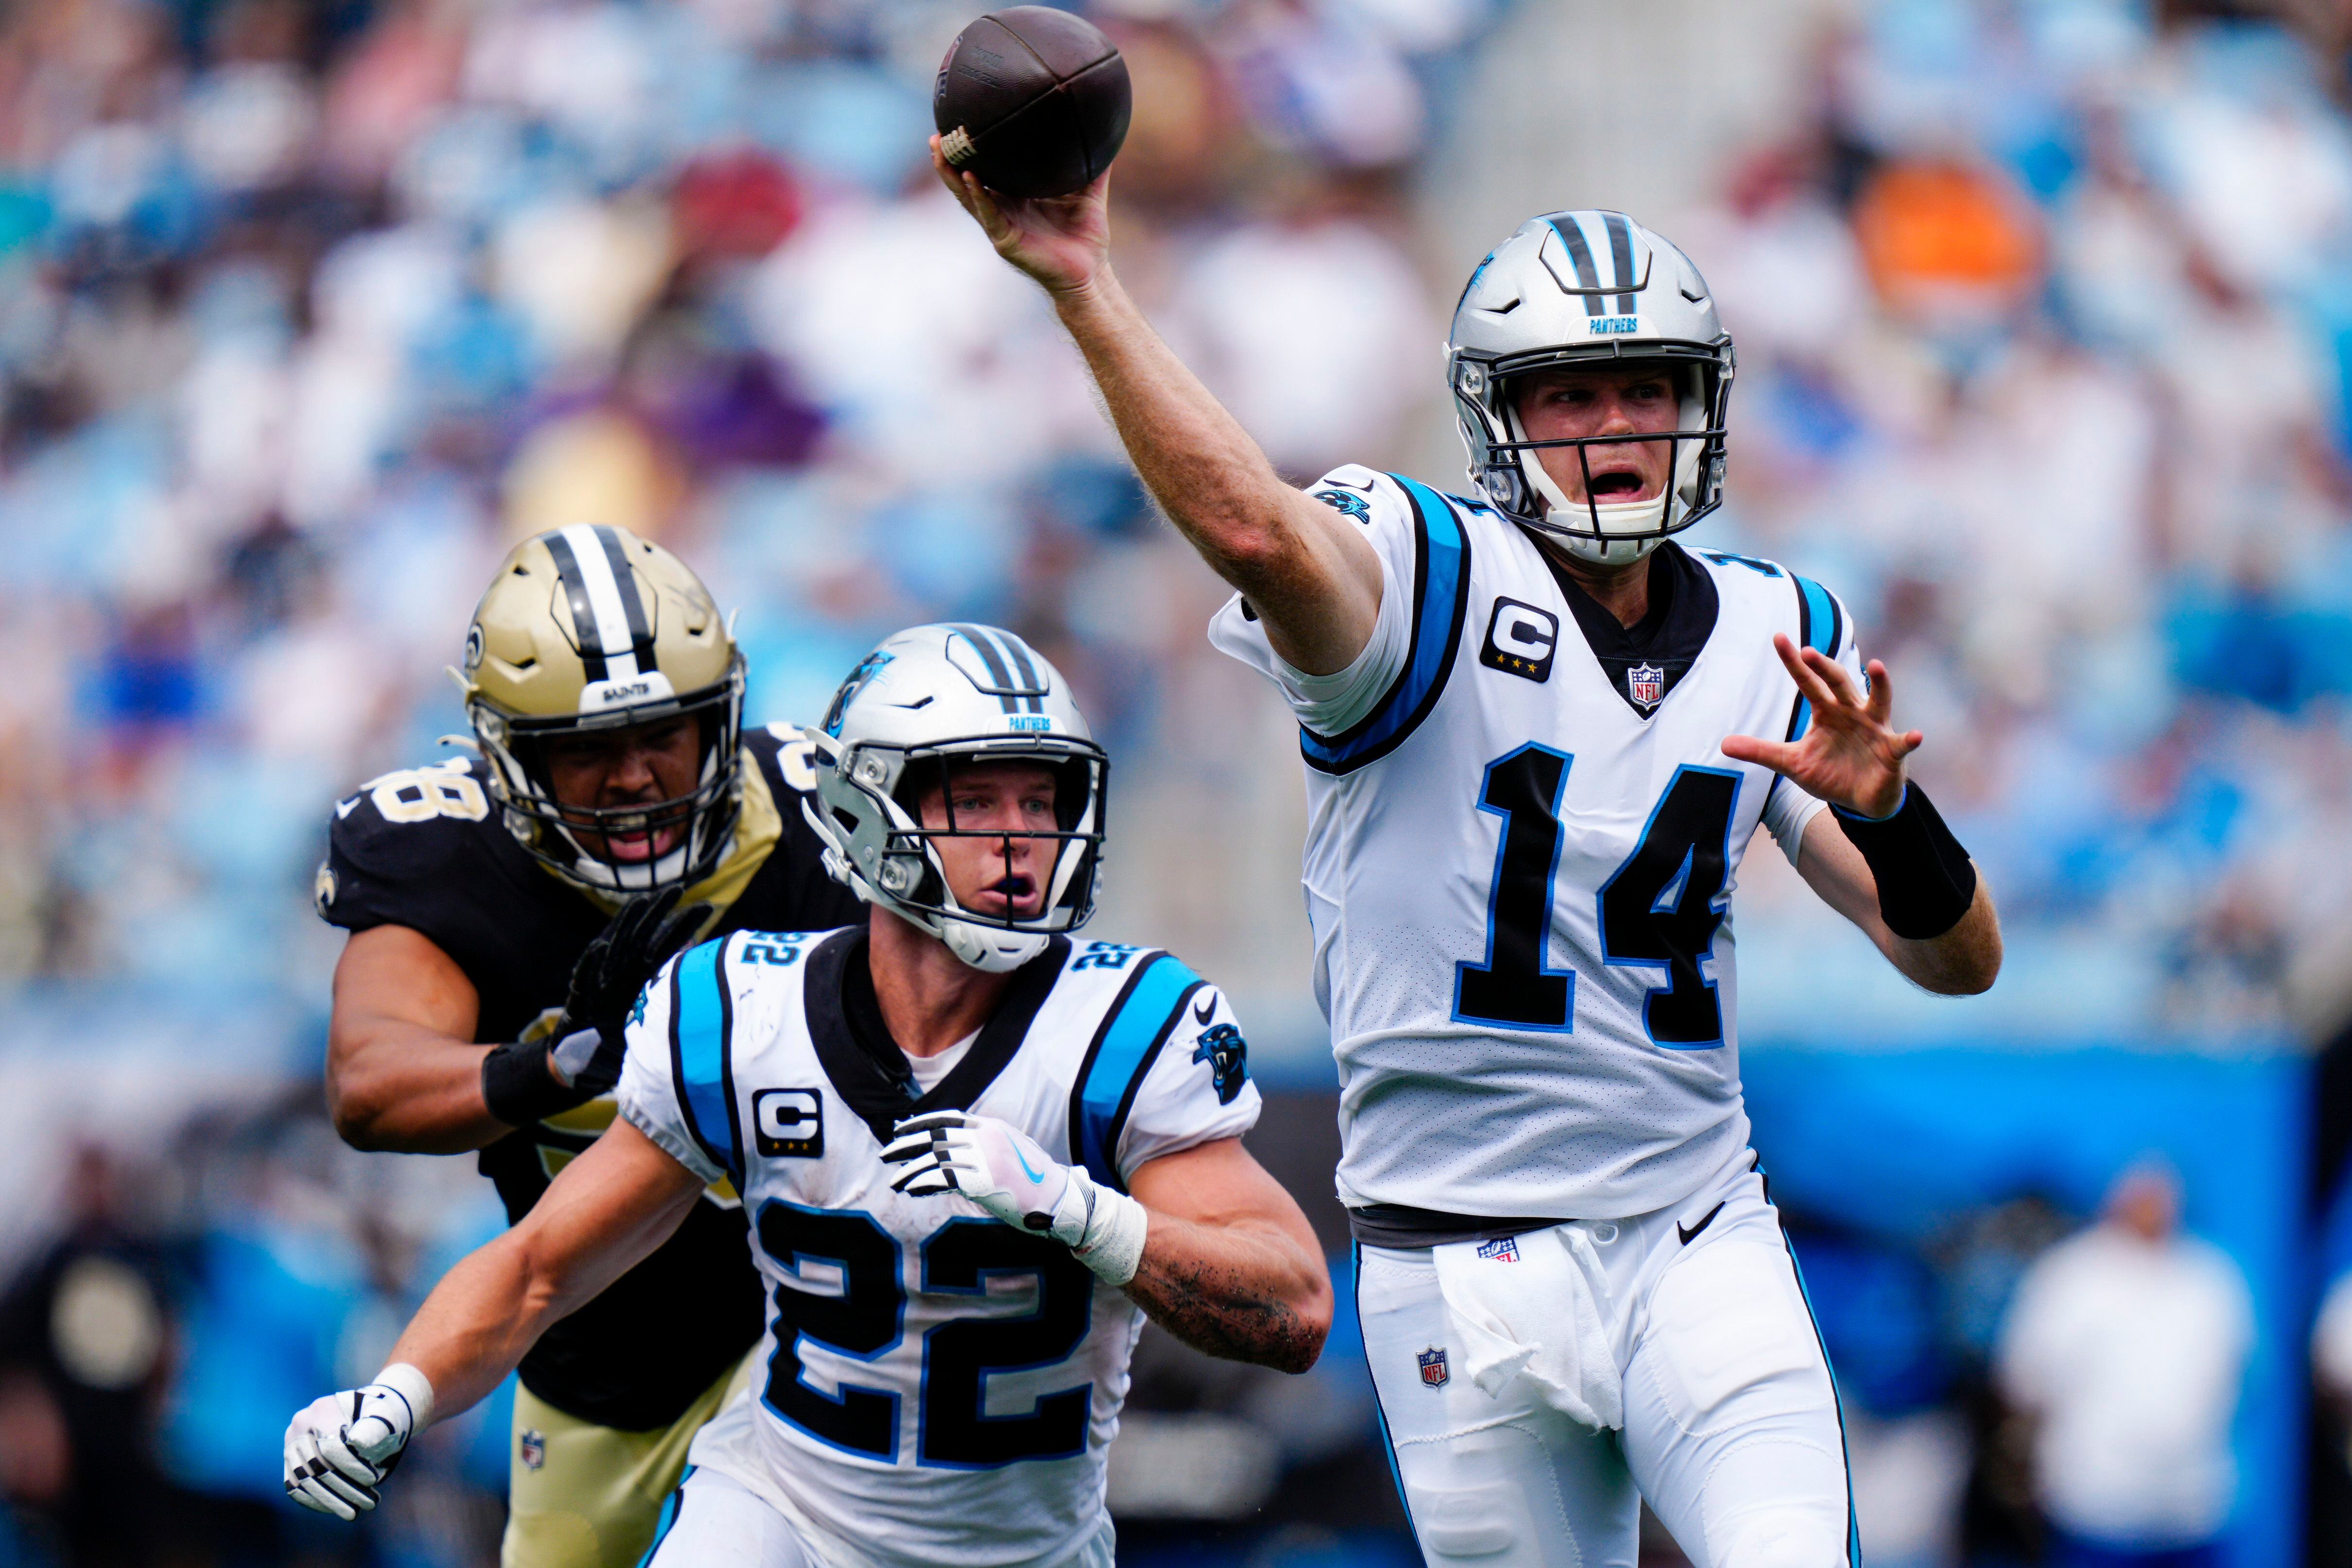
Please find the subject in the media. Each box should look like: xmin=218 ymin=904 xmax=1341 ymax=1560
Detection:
xmin=1861 ymin=658 xmax=1896 ymax=727
xmin=1802 ymin=646 xmax=1869 ymax=713
xmin=1720 ymin=732 xmax=1798 ymax=773
xmin=1770 ymin=633 xmax=1842 ymax=715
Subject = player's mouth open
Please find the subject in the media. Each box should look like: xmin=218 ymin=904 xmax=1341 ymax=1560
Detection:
xmin=974 ymin=873 xmax=1037 ymax=914
xmin=602 ymin=815 xmax=682 ymax=862
xmin=1587 ymin=469 xmax=1648 ymax=499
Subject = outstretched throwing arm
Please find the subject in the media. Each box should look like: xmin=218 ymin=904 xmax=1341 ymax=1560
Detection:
xmin=933 ymin=141 xmax=1380 ymax=677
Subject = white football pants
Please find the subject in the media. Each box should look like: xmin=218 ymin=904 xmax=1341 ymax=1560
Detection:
xmin=1358 ymin=1148 xmax=1859 ymax=1568
xmin=639 ymin=1462 xmax=1121 ymax=1568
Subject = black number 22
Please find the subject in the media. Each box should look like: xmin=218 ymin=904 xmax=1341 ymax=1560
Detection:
xmin=1454 ymin=749 xmax=1740 ymax=1046
xmin=755 ymin=1202 xmax=1095 ymax=1468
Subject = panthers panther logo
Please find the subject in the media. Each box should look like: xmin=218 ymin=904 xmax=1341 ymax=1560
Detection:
xmin=822 ymin=650 xmax=895 ymax=736
xmin=1312 ymin=488 xmax=1371 ymax=523
xmin=1191 ymin=1023 xmax=1248 ymax=1106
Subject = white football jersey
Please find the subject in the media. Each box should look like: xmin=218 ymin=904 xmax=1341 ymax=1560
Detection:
xmin=1211 ymin=466 xmax=1857 ymax=1221
xmin=618 ymin=927 xmax=1259 ymax=1568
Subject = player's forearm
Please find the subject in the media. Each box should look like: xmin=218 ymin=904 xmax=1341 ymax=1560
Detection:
xmin=326 ymin=1024 xmax=509 ymax=1154
xmin=1054 ymin=270 xmax=1295 ymax=570
xmin=383 ymin=1232 xmax=561 ymax=1419
xmin=1798 ymin=799 xmax=2001 ymax=996
xmin=1885 ymin=874 xmax=2001 ymax=995
xmin=385 ymin=1134 xmax=701 ymax=1417
xmin=1052 ymin=271 xmax=1371 ymax=673
xmin=1121 ymin=1212 xmax=1332 ymax=1374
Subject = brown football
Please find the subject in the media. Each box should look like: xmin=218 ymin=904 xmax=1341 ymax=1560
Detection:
xmin=933 ymin=7 xmax=1130 ymax=200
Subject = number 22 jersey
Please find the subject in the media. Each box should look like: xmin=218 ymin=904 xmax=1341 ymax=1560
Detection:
xmin=617 ymin=927 xmax=1259 ymax=1568
xmin=1210 ymin=466 xmax=1860 ymax=1223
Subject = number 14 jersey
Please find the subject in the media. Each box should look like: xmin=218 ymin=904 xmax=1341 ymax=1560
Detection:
xmin=617 ymin=927 xmax=1258 ymax=1568
xmin=1210 ymin=466 xmax=1858 ymax=1222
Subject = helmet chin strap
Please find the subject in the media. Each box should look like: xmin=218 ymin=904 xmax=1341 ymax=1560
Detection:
xmin=939 ymin=916 xmax=1052 ymax=974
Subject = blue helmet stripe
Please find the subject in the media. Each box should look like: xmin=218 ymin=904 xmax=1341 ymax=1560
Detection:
xmin=1299 ymin=475 xmax=1471 ymax=775
xmin=1069 ymin=952 xmax=1202 ymax=1191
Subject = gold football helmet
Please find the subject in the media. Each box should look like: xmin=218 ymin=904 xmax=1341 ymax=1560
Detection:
xmin=456 ymin=525 xmax=745 ymax=892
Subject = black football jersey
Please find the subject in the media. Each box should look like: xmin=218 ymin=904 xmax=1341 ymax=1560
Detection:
xmin=317 ymin=724 xmax=863 ymax=1430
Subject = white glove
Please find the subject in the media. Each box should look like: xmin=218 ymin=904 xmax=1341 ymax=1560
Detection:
xmin=283 ymin=1363 xmax=434 ymax=1520
xmin=882 ymin=1111 xmax=1148 ymax=1286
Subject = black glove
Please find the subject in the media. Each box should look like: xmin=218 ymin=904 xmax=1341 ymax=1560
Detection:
xmin=481 ymin=887 xmax=705 ymax=1129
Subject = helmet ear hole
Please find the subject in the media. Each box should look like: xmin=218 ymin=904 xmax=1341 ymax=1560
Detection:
xmin=891 ymin=758 xmax=944 ymax=823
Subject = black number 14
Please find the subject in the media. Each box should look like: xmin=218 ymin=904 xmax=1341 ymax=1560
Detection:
xmin=1453 ymin=748 xmax=1739 ymax=1046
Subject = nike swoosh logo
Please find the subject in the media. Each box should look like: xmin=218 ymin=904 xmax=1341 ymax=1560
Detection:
xmin=1677 ymin=1202 xmax=1724 ymax=1247
xmin=1012 ymin=1142 xmax=1048 ymax=1185
xmin=334 ymin=797 xmax=359 ymax=819
xmin=1193 ymin=994 xmax=1216 ymax=1027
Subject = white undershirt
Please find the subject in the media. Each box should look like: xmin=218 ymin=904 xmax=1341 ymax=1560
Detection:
xmin=903 ymin=1030 xmax=980 ymax=1094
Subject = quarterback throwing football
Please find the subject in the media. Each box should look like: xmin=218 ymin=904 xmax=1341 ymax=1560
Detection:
xmin=937 ymin=143 xmax=2000 ymax=1568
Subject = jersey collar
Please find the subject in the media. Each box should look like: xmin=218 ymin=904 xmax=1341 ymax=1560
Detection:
xmin=805 ymin=928 xmax=1070 ymax=1146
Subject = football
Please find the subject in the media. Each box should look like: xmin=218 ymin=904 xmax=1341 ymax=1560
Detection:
xmin=933 ymin=7 xmax=1131 ymax=200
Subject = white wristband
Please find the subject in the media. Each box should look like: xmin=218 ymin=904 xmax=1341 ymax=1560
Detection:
xmin=372 ymin=1362 xmax=436 ymax=1432
xmin=1072 ymin=1185 xmax=1148 ymax=1287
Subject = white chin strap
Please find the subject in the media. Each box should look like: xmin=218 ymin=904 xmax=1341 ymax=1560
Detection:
xmin=938 ymin=916 xmax=1053 ymax=974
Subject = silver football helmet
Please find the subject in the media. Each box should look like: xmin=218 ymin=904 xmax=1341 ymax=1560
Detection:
xmin=1446 ymin=210 xmax=1735 ymax=566
xmin=803 ymin=624 xmax=1107 ymax=973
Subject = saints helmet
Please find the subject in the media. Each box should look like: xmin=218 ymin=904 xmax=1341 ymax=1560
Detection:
xmin=457 ymin=524 xmax=745 ymax=894
xmin=804 ymin=624 xmax=1106 ymax=974
xmin=1447 ymin=210 xmax=1735 ymax=566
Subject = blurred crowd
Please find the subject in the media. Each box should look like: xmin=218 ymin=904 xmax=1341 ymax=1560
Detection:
xmin=0 ymin=0 xmax=1489 ymax=1018
xmin=1688 ymin=0 xmax=2352 ymax=1042
xmin=1 ymin=0 xmax=2351 ymax=1562
xmin=0 ymin=0 xmax=1483 ymax=1561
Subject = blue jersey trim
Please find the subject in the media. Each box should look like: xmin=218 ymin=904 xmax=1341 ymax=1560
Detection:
xmin=634 ymin=1464 xmax=695 ymax=1568
xmin=1299 ymin=474 xmax=1472 ymax=776
xmin=1067 ymin=952 xmax=1204 ymax=1191
xmin=1783 ymin=575 xmax=1843 ymax=743
xmin=669 ymin=938 xmax=743 ymax=1185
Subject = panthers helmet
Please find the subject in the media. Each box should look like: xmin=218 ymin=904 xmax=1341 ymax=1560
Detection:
xmin=457 ymin=525 xmax=745 ymax=894
xmin=1447 ymin=210 xmax=1735 ymax=566
xmin=804 ymin=625 xmax=1106 ymax=974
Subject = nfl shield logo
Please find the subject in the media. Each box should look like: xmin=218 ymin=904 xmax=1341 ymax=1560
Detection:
xmin=1628 ymin=662 xmax=1666 ymax=708
xmin=1475 ymin=1235 xmax=1520 ymax=1263
xmin=519 ymin=1429 xmax=546 ymax=1471
xmin=1418 ymin=1346 xmax=1450 ymax=1388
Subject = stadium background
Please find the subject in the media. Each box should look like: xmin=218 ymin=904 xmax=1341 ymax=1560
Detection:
xmin=0 ymin=0 xmax=2349 ymax=1563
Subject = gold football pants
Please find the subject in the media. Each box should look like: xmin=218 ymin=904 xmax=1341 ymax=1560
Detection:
xmin=502 ymin=1351 xmax=757 ymax=1568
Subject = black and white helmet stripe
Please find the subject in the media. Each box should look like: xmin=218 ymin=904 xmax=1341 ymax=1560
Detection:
xmin=1544 ymin=211 xmax=1643 ymax=316
xmin=946 ymin=623 xmax=1049 ymax=715
xmin=543 ymin=524 xmax=656 ymax=682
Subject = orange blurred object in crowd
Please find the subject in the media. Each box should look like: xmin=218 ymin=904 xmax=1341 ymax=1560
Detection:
xmin=1853 ymin=159 xmax=2043 ymax=321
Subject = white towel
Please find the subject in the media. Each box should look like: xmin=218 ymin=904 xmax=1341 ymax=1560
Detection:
xmin=1430 ymin=1224 xmax=1622 ymax=1431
